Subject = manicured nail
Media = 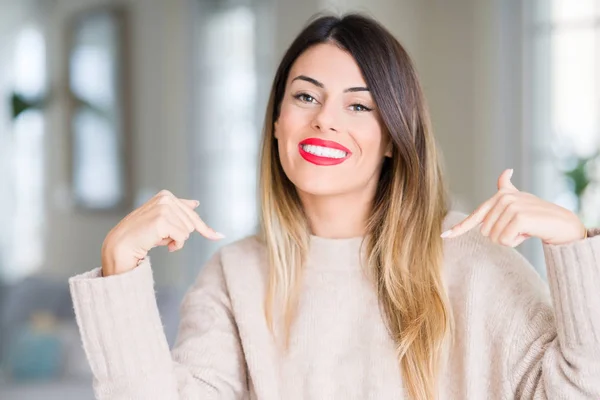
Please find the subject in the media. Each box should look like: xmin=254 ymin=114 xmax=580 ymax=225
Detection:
xmin=213 ymin=232 xmax=225 ymax=239
xmin=194 ymin=200 xmax=200 ymax=207
xmin=441 ymin=230 xmax=453 ymax=239
xmin=508 ymin=169 xmax=514 ymax=179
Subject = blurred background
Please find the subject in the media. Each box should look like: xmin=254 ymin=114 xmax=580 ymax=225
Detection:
xmin=0 ymin=0 xmax=599 ymax=398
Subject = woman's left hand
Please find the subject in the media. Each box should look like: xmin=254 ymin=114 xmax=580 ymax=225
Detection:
xmin=442 ymin=169 xmax=587 ymax=247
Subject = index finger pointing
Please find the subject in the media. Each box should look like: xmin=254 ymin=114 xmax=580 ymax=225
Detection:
xmin=174 ymin=197 xmax=225 ymax=240
xmin=442 ymin=197 xmax=496 ymax=239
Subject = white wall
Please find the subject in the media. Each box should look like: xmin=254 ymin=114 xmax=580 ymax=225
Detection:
xmin=415 ymin=0 xmax=479 ymax=210
xmin=414 ymin=0 xmax=533 ymax=262
xmin=322 ymin=0 xmax=421 ymax=52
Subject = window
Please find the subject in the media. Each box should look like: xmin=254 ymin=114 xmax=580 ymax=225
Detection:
xmin=68 ymin=9 xmax=129 ymax=211
xmin=190 ymin=0 xmax=273 ymax=278
xmin=528 ymin=0 xmax=600 ymax=227
xmin=2 ymin=26 xmax=47 ymax=282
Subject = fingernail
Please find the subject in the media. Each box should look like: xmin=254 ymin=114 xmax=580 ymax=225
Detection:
xmin=213 ymin=232 xmax=225 ymax=239
xmin=508 ymin=169 xmax=514 ymax=179
xmin=441 ymin=230 xmax=452 ymax=239
xmin=194 ymin=201 xmax=200 ymax=207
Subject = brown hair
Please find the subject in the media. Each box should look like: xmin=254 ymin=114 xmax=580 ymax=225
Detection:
xmin=258 ymin=14 xmax=453 ymax=400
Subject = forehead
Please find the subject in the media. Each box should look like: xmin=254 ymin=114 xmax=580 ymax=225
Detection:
xmin=288 ymin=43 xmax=367 ymax=88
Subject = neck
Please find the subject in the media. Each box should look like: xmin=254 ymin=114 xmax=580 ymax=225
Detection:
xmin=298 ymin=187 xmax=375 ymax=239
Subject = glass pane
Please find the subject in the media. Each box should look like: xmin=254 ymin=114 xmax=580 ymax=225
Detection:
xmin=552 ymin=0 xmax=599 ymax=23
xmin=68 ymin=9 xmax=126 ymax=210
xmin=191 ymin=3 xmax=262 ymax=275
xmin=551 ymin=27 xmax=598 ymax=157
xmin=69 ymin=12 xmax=118 ymax=109
xmin=532 ymin=0 xmax=553 ymax=25
xmin=72 ymin=108 xmax=123 ymax=208
xmin=13 ymin=27 xmax=46 ymax=99
xmin=3 ymin=25 xmax=46 ymax=282
xmin=10 ymin=110 xmax=45 ymax=280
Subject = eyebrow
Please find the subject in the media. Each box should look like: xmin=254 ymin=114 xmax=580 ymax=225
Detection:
xmin=291 ymin=75 xmax=370 ymax=93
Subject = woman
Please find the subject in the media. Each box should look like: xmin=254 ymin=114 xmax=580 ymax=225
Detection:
xmin=69 ymin=14 xmax=600 ymax=400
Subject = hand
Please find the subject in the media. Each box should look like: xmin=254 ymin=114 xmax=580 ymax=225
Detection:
xmin=441 ymin=169 xmax=587 ymax=247
xmin=101 ymin=190 xmax=224 ymax=276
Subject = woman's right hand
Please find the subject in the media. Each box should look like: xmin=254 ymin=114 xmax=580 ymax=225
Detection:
xmin=101 ymin=190 xmax=224 ymax=276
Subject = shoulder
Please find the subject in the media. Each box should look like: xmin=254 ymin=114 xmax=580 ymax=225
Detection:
xmin=218 ymin=235 xmax=266 ymax=261
xmin=199 ymin=235 xmax=268 ymax=289
xmin=442 ymin=210 xmax=551 ymax=323
xmin=195 ymin=235 xmax=265 ymax=276
xmin=442 ymin=210 xmax=541 ymax=279
xmin=441 ymin=210 xmax=492 ymax=268
xmin=186 ymin=235 xmax=267 ymax=301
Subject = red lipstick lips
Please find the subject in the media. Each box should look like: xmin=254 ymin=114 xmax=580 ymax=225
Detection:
xmin=298 ymin=138 xmax=351 ymax=166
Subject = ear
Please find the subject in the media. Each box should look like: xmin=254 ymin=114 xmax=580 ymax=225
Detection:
xmin=273 ymin=120 xmax=279 ymax=139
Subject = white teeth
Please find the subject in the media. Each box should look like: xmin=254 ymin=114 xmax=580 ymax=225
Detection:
xmin=301 ymin=144 xmax=347 ymax=159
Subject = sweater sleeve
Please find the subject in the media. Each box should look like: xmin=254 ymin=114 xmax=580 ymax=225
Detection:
xmin=505 ymin=229 xmax=600 ymax=399
xmin=68 ymin=251 xmax=247 ymax=400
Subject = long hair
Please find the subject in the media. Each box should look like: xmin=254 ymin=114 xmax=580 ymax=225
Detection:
xmin=258 ymin=14 xmax=453 ymax=400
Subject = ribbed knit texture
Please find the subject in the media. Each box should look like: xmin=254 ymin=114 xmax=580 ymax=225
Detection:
xmin=69 ymin=211 xmax=600 ymax=399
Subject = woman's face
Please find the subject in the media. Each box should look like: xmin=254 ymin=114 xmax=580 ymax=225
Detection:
xmin=275 ymin=43 xmax=391 ymax=199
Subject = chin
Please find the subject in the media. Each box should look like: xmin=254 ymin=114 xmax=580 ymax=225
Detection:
xmin=287 ymin=170 xmax=350 ymax=197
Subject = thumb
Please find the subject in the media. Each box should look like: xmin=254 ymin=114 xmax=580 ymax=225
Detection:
xmin=497 ymin=169 xmax=518 ymax=192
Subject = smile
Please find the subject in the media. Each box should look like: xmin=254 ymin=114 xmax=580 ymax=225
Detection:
xmin=298 ymin=138 xmax=351 ymax=166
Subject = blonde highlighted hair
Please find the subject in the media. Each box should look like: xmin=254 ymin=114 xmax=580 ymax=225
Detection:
xmin=258 ymin=14 xmax=453 ymax=400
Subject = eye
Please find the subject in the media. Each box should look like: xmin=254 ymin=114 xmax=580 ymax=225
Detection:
xmin=293 ymin=92 xmax=318 ymax=104
xmin=349 ymin=103 xmax=372 ymax=112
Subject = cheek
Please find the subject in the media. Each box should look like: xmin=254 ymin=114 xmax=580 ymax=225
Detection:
xmin=351 ymin=120 xmax=386 ymax=159
xmin=277 ymin=102 xmax=312 ymax=141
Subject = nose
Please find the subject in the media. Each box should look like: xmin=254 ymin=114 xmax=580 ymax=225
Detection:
xmin=311 ymin=102 xmax=340 ymax=133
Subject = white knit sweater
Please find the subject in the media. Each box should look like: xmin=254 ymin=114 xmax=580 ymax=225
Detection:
xmin=69 ymin=211 xmax=600 ymax=399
